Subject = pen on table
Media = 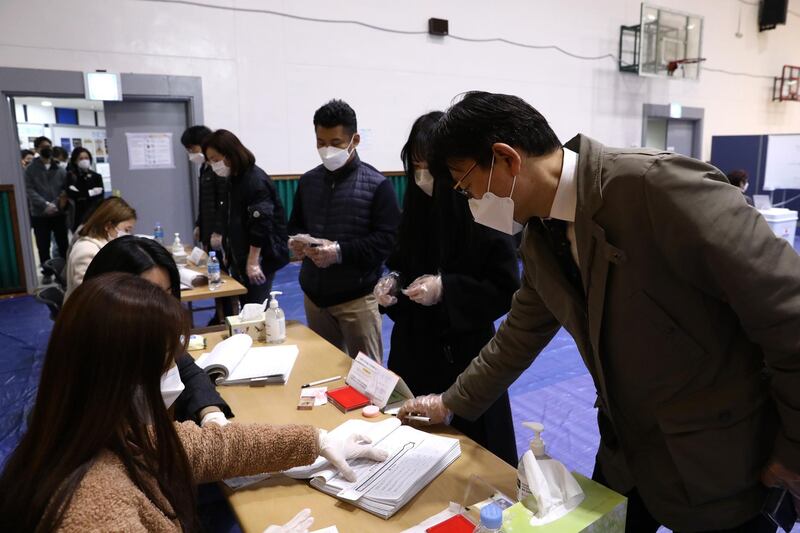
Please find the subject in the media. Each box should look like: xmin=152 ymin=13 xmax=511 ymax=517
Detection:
xmin=301 ymin=375 xmax=342 ymax=388
xmin=406 ymin=415 xmax=431 ymax=423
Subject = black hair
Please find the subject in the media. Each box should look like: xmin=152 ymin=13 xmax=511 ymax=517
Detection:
xmin=52 ymin=146 xmax=68 ymax=161
xmin=20 ymin=149 xmax=33 ymax=159
xmin=69 ymin=147 xmax=93 ymax=167
xmin=431 ymin=91 xmax=561 ymax=168
xmin=726 ymin=169 xmax=749 ymax=188
xmin=391 ymin=112 xmax=445 ymax=276
xmin=313 ymin=99 xmax=357 ymax=136
xmin=180 ymin=125 xmax=212 ymax=149
xmin=201 ymin=129 xmax=256 ymax=177
xmin=33 ymin=136 xmax=52 ymax=149
xmin=84 ymin=236 xmax=181 ymax=298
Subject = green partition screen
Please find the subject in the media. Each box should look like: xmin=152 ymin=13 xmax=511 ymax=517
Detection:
xmin=0 ymin=187 xmax=24 ymax=293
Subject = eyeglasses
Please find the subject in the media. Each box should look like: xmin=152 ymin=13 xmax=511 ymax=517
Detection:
xmin=452 ymin=161 xmax=479 ymax=199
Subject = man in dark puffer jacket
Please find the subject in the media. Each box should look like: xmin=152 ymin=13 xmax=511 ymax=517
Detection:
xmin=289 ymin=99 xmax=400 ymax=363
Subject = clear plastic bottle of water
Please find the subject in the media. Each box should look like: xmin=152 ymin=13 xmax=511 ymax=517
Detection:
xmin=154 ymin=222 xmax=164 ymax=244
xmin=474 ymin=503 xmax=503 ymax=533
xmin=207 ymin=251 xmax=222 ymax=291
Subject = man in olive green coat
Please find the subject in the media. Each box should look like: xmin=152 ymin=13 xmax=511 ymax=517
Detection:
xmin=399 ymin=92 xmax=800 ymax=532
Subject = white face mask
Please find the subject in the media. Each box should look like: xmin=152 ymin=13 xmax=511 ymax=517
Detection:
xmin=414 ymin=168 xmax=434 ymax=197
xmin=77 ymin=159 xmax=91 ymax=170
xmin=318 ymin=136 xmax=355 ymax=172
xmin=210 ymin=159 xmax=230 ymax=177
xmin=468 ymin=155 xmax=524 ymax=235
xmin=58 ymin=161 xmax=67 ymax=169
xmin=160 ymin=364 xmax=185 ymax=410
xmin=111 ymin=225 xmax=131 ymax=240
xmin=188 ymin=152 xmax=205 ymax=165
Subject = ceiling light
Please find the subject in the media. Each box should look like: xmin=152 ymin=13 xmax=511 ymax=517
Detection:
xmin=687 ymin=23 xmax=695 ymax=30
xmin=41 ymin=100 xmax=53 ymax=107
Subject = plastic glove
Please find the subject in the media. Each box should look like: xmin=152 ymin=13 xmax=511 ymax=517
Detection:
xmin=247 ymin=260 xmax=267 ymax=285
xmin=200 ymin=411 xmax=229 ymax=427
xmin=44 ymin=202 xmax=58 ymax=215
xmin=403 ymin=274 xmax=443 ymax=306
xmin=317 ymin=430 xmax=389 ymax=482
xmin=761 ymin=461 xmax=800 ymax=515
xmin=288 ymin=238 xmax=307 ymax=261
xmin=306 ymin=242 xmax=339 ymax=269
xmin=374 ymin=272 xmax=399 ymax=307
xmin=262 ymin=509 xmax=314 ymax=533
xmin=88 ymin=186 xmax=104 ymax=197
xmin=210 ymin=232 xmax=223 ymax=250
xmin=397 ymin=394 xmax=454 ymax=426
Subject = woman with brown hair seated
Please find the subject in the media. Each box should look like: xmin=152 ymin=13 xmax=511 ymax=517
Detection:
xmin=0 ymin=273 xmax=386 ymax=532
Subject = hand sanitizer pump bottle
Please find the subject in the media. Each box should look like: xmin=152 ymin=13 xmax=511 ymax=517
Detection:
xmin=265 ymin=291 xmax=286 ymax=344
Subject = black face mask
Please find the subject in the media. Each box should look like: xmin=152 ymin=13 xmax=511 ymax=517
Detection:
xmin=39 ymin=147 xmax=53 ymax=160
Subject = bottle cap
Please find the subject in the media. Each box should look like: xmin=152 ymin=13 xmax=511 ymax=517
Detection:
xmin=209 ymin=251 xmax=216 ymax=257
xmin=480 ymin=503 xmax=502 ymax=529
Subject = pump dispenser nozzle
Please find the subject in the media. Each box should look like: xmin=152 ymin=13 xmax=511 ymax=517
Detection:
xmin=523 ymin=421 xmax=546 ymax=457
xmin=268 ymin=291 xmax=283 ymax=309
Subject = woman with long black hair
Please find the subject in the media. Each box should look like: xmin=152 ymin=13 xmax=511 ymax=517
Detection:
xmin=0 ymin=273 xmax=385 ymax=532
xmin=375 ymin=112 xmax=520 ymax=466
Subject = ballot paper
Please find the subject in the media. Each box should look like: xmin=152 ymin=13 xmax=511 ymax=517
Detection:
xmin=178 ymin=266 xmax=208 ymax=290
xmin=283 ymin=418 xmax=461 ymax=519
xmin=195 ymin=334 xmax=298 ymax=385
xmin=346 ymin=352 xmax=414 ymax=412
xmin=301 ymin=387 xmax=328 ymax=406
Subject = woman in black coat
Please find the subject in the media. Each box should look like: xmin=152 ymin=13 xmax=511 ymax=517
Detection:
xmin=201 ymin=129 xmax=289 ymax=304
xmin=376 ymin=112 xmax=520 ymax=466
xmin=65 ymin=147 xmax=104 ymax=231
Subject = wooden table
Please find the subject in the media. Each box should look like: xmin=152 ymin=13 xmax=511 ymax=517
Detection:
xmin=189 ymin=324 xmax=518 ymax=533
xmin=180 ymin=264 xmax=247 ymax=331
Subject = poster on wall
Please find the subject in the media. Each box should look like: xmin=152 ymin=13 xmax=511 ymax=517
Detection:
xmin=60 ymin=138 xmax=71 ymax=152
xmin=125 ymin=132 xmax=175 ymax=170
xmin=72 ymin=138 xmax=82 ymax=148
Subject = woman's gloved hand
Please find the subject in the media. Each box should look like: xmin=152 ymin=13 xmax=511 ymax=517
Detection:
xmin=317 ymin=430 xmax=389 ymax=482
xmin=397 ymin=394 xmax=454 ymax=426
xmin=262 ymin=508 xmax=314 ymax=533
xmin=403 ymin=274 xmax=443 ymax=306
xmin=374 ymin=272 xmax=399 ymax=307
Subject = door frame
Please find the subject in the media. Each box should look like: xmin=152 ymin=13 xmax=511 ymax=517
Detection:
xmin=641 ymin=103 xmax=704 ymax=159
xmin=0 ymin=67 xmax=204 ymax=293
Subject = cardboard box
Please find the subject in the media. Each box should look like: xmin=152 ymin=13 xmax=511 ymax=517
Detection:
xmin=502 ymin=474 xmax=627 ymax=532
xmin=225 ymin=314 xmax=266 ymax=343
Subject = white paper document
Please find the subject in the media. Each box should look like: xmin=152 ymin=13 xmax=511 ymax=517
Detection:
xmin=283 ymin=418 xmax=460 ymax=519
xmin=125 ymin=132 xmax=175 ymax=170
xmin=178 ymin=266 xmax=207 ymax=290
xmin=346 ymin=353 xmax=414 ymax=411
xmin=195 ymin=334 xmax=298 ymax=385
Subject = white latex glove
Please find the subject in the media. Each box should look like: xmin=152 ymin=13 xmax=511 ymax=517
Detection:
xmin=68 ymin=185 xmax=79 ymax=193
xmin=44 ymin=202 xmax=58 ymax=215
xmin=317 ymin=430 xmax=389 ymax=482
xmin=288 ymin=238 xmax=307 ymax=261
xmin=210 ymin=232 xmax=223 ymax=250
xmin=88 ymin=186 xmax=104 ymax=197
xmin=403 ymin=274 xmax=443 ymax=306
xmin=263 ymin=509 xmax=313 ymax=533
xmin=247 ymin=260 xmax=267 ymax=285
xmin=397 ymin=394 xmax=454 ymax=426
xmin=201 ymin=411 xmax=229 ymax=427
xmin=374 ymin=273 xmax=399 ymax=307
xmin=306 ymin=241 xmax=340 ymax=269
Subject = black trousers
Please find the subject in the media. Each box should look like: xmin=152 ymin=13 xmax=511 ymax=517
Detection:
xmin=591 ymin=459 xmax=777 ymax=533
xmin=31 ymin=215 xmax=68 ymax=268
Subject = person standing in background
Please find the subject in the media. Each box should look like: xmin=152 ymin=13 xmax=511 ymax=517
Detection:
xmin=181 ymin=125 xmax=213 ymax=244
xmin=25 ymin=136 xmax=68 ymax=282
xmin=726 ymin=169 xmax=755 ymax=206
xmin=375 ymin=112 xmax=519 ymax=465
xmin=65 ymin=147 xmax=104 ymax=231
xmin=288 ymin=99 xmax=400 ymax=363
xmin=201 ymin=129 xmax=290 ymax=304
xmin=20 ymin=149 xmax=33 ymax=169
xmin=52 ymin=146 xmax=69 ymax=169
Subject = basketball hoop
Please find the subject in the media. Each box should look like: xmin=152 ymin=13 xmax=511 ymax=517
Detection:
xmin=773 ymin=65 xmax=800 ymax=102
xmin=667 ymin=58 xmax=707 ymax=76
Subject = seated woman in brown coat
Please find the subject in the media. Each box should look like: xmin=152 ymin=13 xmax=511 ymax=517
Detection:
xmin=0 ymin=273 xmax=386 ymax=532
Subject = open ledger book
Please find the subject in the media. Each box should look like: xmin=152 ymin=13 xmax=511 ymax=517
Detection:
xmin=195 ymin=334 xmax=298 ymax=385
xmin=283 ymin=418 xmax=461 ymax=519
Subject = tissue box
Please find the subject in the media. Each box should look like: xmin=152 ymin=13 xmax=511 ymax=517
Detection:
xmin=503 ymin=474 xmax=626 ymax=532
xmin=225 ymin=314 xmax=266 ymax=343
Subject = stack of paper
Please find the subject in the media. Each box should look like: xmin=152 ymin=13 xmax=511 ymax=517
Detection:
xmin=284 ymin=418 xmax=461 ymax=519
xmin=195 ymin=334 xmax=298 ymax=385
